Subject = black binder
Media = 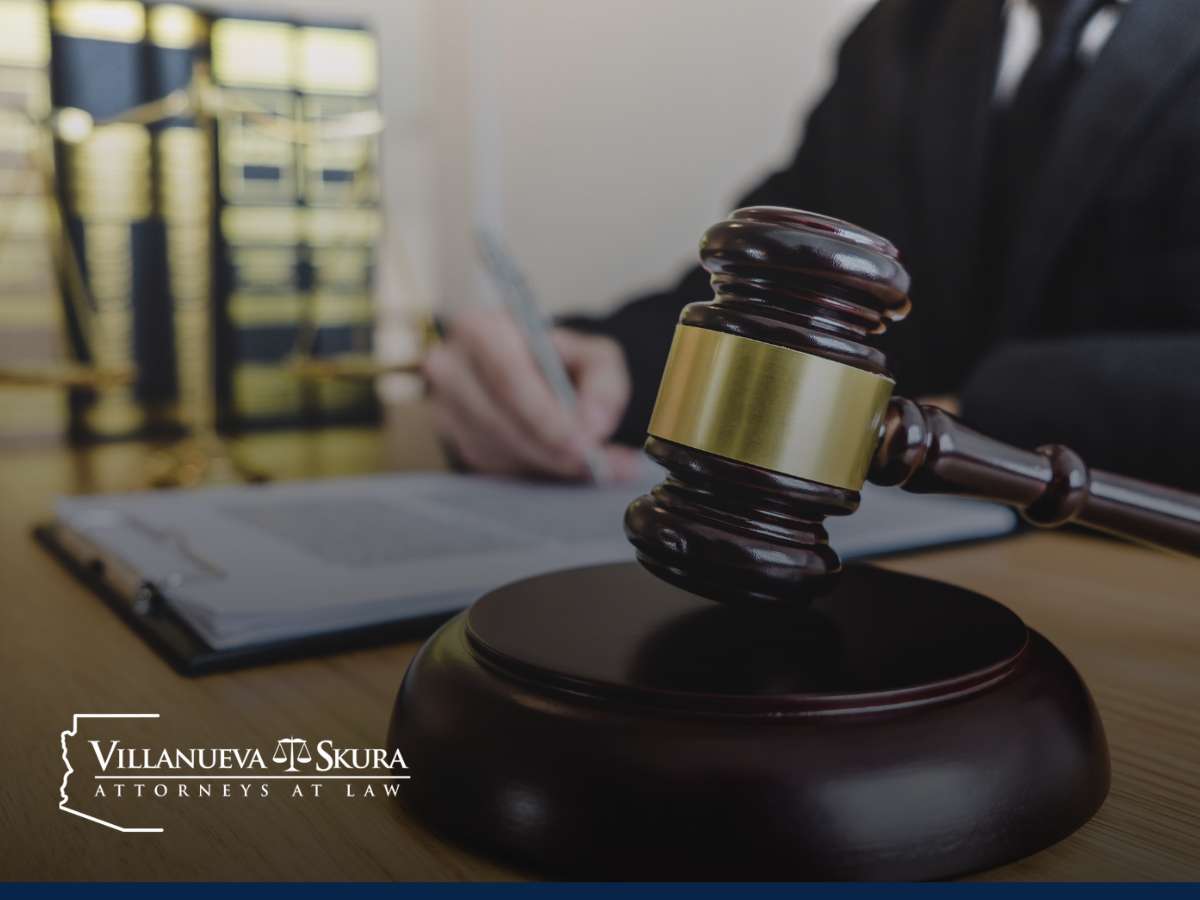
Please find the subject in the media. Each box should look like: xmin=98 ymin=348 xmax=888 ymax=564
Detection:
xmin=296 ymin=18 xmax=381 ymax=427
xmin=49 ymin=0 xmax=176 ymax=441
xmin=33 ymin=520 xmax=453 ymax=675
xmin=208 ymin=13 xmax=312 ymax=433
xmin=144 ymin=1 xmax=211 ymax=432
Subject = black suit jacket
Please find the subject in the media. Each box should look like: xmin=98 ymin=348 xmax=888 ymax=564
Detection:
xmin=570 ymin=0 xmax=1200 ymax=490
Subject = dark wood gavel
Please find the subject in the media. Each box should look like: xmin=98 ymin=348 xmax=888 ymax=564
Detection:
xmin=625 ymin=206 xmax=1200 ymax=605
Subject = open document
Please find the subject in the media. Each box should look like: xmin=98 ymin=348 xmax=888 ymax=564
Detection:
xmin=52 ymin=470 xmax=1017 ymax=650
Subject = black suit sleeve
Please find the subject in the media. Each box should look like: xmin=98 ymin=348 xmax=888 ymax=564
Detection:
xmin=960 ymin=336 xmax=1200 ymax=491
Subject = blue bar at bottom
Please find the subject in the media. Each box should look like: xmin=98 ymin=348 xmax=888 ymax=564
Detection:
xmin=1 ymin=884 xmax=1198 ymax=898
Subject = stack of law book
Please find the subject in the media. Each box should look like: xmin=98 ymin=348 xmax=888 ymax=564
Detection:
xmin=209 ymin=12 xmax=381 ymax=432
xmin=0 ymin=0 xmax=65 ymax=446
xmin=11 ymin=0 xmax=384 ymax=443
xmin=146 ymin=2 xmax=212 ymax=438
xmin=50 ymin=0 xmax=175 ymax=440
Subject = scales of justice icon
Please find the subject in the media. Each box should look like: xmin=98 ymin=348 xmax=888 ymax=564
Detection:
xmin=271 ymin=737 xmax=313 ymax=774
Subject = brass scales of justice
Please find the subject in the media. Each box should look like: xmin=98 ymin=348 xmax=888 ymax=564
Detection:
xmin=0 ymin=60 xmax=420 ymax=487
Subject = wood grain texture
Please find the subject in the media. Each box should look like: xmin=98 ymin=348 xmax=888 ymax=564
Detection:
xmin=391 ymin=564 xmax=1108 ymax=879
xmin=1 ymin=401 xmax=1197 ymax=881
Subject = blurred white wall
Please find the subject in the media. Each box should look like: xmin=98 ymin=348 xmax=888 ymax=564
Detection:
xmin=218 ymin=0 xmax=874 ymax=320
xmin=439 ymin=0 xmax=875 ymax=317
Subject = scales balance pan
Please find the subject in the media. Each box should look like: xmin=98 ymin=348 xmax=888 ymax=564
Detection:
xmin=387 ymin=207 xmax=1200 ymax=879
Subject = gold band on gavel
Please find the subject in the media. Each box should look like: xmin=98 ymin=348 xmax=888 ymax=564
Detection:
xmin=647 ymin=325 xmax=894 ymax=490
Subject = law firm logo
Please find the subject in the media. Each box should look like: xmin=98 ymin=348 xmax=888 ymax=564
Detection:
xmin=59 ymin=713 xmax=410 ymax=832
xmin=60 ymin=713 xmax=164 ymax=833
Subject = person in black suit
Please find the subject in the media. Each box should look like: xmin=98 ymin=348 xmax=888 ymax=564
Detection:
xmin=425 ymin=0 xmax=1200 ymax=490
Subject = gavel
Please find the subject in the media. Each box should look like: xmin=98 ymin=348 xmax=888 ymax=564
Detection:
xmin=625 ymin=205 xmax=1200 ymax=606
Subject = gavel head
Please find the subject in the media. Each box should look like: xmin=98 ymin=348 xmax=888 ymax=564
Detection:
xmin=623 ymin=206 xmax=912 ymax=605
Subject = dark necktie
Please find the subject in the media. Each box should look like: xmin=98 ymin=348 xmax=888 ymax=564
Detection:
xmin=999 ymin=0 xmax=1111 ymax=227
xmin=976 ymin=0 xmax=1111 ymax=341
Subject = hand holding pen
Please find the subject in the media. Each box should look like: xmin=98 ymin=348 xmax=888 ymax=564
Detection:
xmin=421 ymin=231 xmax=641 ymax=482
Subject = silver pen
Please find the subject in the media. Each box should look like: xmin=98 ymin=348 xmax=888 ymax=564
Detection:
xmin=474 ymin=227 xmax=608 ymax=482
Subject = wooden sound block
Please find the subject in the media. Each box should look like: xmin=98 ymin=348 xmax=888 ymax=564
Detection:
xmin=387 ymin=562 xmax=1109 ymax=880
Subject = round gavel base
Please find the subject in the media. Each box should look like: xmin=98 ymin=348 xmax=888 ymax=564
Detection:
xmin=387 ymin=562 xmax=1109 ymax=880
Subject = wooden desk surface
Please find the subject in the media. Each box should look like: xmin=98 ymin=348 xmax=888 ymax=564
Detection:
xmin=2 ymin=404 xmax=1197 ymax=881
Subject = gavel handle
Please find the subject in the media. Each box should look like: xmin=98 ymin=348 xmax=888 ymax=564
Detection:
xmin=870 ymin=396 xmax=1200 ymax=557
